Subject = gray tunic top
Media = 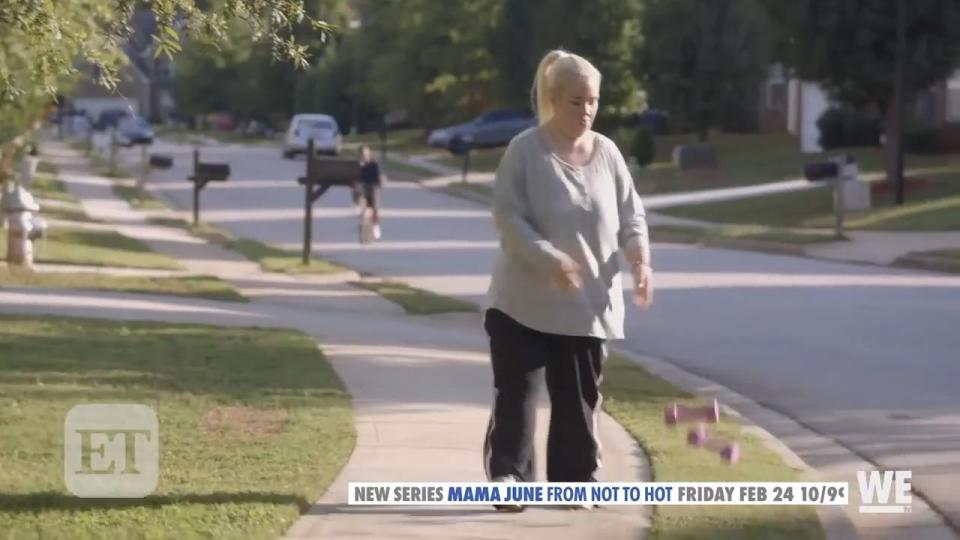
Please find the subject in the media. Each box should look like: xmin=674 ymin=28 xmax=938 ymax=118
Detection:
xmin=485 ymin=127 xmax=650 ymax=340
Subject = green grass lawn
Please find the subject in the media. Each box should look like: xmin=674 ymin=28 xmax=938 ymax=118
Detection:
xmin=915 ymin=247 xmax=960 ymax=259
xmin=439 ymin=182 xmax=494 ymax=204
xmin=36 ymin=161 xmax=59 ymax=175
xmin=30 ymin=171 xmax=77 ymax=204
xmin=651 ymin=224 xmax=845 ymax=247
xmin=39 ymin=204 xmax=98 ymax=223
xmin=147 ymin=218 xmax=350 ymax=275
xmin=602 ymin=354 xmax=822 ymax=540
xmin=606 ymin=130 xmax=959 ymax=197
xmin=230 ymin=238 xmax=349 ymax=274
xmin=112 ymin=182 xmax=168 ymax=210
xmin=342 ymin=129 xmax=428 ymax=154
xmin=434 ymin=147 xmax=506 ymax=174
xmin=893 ymin=247 xmax=960 ymax=274
xmin=0 ymin=227 xmax=182 ymax=270
xmin=383 ymin=156 xmax=439 ymax=180
xmin=27 ymin=166 xmax=98 ymax=223
xmin=0 ymin=267 xmax=245 ymax=302
xmin=0 ymin=315 xmax=354 ymax=539
xmin=155 ymin=126 xmax=281 ymax=147
xmin=350 ymin=280 xmax=478 ymax=315
xmin=659 ymin=162 xmax=960 ymax=231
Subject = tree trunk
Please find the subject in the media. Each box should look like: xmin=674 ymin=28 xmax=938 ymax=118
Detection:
xmin=890 ymin=0 xmax=908 ymax=205
xmin=883 ymin=100 xmax=899 ymax=188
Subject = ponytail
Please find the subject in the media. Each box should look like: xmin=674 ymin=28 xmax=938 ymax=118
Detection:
xmin=531 ymin=50 xmax=568 ymax=125
xmin=530 ymin=49 xmax=601 ymax=125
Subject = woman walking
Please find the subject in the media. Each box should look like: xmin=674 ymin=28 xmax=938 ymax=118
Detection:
xmin=483 ymin=49 xmax=653 ymax=511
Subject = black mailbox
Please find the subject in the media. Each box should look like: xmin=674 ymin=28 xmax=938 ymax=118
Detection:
xmin=149 ymin=154 xmax=173 ymax=169
xmin=299 ymin=140 xmax=363 ymax=264
xmin=803 ymin=161 xmax=839 ymax=182
xmin=299 ymin=157 xmax=361 ymax=187
xmin=193 ymin=162 xmax=230 ymax=182
xmin=188 ymin=149 xmax=230 ymax=225
xmin=449 ymin=135 xmax=473 ymax=156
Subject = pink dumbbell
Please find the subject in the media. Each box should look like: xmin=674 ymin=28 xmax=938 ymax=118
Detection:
xmin=687 ymin=423 xmax=741 ymax=464
xmin=664 ymin=399 xmax=720 ymax=426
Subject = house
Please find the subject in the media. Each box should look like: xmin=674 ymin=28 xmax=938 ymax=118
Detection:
xmin=68 ymin=7 xmax=176 ymax=123
xmin=758 ymin=63 xmax=960 ymax=153
xmin=70 ymin=61 xmax=151 ymax=122
xmin=914 ymin=69 xmax=960 ymax=126
xmin=757 ymin=64 xmax=833 ymax=153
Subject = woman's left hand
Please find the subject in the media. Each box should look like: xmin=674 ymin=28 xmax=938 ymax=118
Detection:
xmin=632 ymin=263 xmax=654 ymax=309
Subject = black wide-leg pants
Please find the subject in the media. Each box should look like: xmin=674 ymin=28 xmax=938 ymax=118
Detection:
xmin=482 ymin=308 xmax=606 ymax=482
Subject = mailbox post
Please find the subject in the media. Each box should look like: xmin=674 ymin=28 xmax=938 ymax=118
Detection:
xmin=189 ymin=149 xmax=230 ymax=226
xmin=300 ymin=138 xmax=361 ymax=264
xmin=803 ymin=155 xmax=858 ymax=239
xmin=449 ymin=135 xmax=474 ymax=183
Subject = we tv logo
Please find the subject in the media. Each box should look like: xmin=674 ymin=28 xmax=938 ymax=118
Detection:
xmin=857 ymin=470 xmax=912 ymax=514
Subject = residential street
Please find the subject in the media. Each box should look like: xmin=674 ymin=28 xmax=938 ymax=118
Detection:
xmin=117 ymin=138 xmax=960 ymax=534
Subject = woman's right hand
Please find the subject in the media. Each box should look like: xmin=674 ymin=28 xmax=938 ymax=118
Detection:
xmin=551 ymin=255 xmax=583 ymax=291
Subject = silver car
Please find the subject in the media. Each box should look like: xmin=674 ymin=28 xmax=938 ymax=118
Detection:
xmin=284 ymin=114 xmax=342 ymax=158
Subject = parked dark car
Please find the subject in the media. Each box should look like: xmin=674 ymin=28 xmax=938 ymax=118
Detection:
xmin=116 ymin=116 xmax=154 ymax=146
xmin=428 ymin=109 xmax=536 ymax=150
xmin=625 ymin=109 xmax=670 ymax=134
xmin=94 ymin=108 xmax=131 ymax=131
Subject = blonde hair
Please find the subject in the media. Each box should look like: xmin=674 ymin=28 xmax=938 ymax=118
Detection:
xmin=531 ymin=49 xmax=602 ymax=125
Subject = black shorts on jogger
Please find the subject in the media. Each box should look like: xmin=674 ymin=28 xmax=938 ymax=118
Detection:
xmin=482 ymin=308 xmax=606 ymax=483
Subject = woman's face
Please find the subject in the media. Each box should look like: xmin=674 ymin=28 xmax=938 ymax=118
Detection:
xmin=552 ymin=75 xmax=600 ymax=137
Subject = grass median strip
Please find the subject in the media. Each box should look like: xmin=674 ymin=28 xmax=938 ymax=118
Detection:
xmin=30 ymin=171 xmax=76 ymax=204
xmin=650 ymin=224 xmax=844 ymax=255
xmin=602 ymin=354 xmax=823 ymax=540
xmin=383 ymin=157 xmax=439 ymax=179
xmin=112 ymin=181 xmax=168 ymax=210
xmin=439 ymin=182 xmax=494 ymax=205
xmin=147 ymin=218 xmax=350 ymax=275
xmin=0 ymin=314 xmax=354 ymax=539
xmin=350 ymin=279 xmax=478 ymax=315
xmin=0 ymin=267 xmax=246 ymax=302
xmin=0 ymin=227 xmax=182 ymax=270
xmin=659 ymin=164 xmax=960 ymax=232
xmin=434 ymin=147 xmax=506 ymax=174
xmin=893 ymin=247 xmax=960 ymax=274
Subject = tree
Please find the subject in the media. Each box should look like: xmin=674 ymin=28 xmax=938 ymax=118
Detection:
xmin=0 ymin=0 xmax=331 ymax=102
xmin=352 ymin=0 xmax=501 ymax=128
xmin=637 ymin=0 xmax=774 ymax=141
xmin=763 ymin=0 xmax=960 ymax=198
xmin=0 ymin=0 xmax=331 ymax=175
xmin=490 ymin=0 xmax=643 ymax=120
xmin=174 ymin=0 xmax=352 ymax=125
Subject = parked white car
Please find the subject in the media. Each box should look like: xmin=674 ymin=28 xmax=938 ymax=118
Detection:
xmin=283 ymin=114 xmax=342 ymax=158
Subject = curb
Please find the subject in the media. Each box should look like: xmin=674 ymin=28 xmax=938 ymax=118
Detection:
xmin=892 ymin=254 xmax=960 ymax=275
xmin=649 ymin=228 xmax=810 ymax=256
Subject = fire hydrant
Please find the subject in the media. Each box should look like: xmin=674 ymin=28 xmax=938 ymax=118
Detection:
xmin=1 ymin=185 xmax=46 ymax=268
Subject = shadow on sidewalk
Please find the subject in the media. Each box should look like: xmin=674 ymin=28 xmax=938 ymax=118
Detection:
xmin=0 ymin=491 xmax=311 ymax=513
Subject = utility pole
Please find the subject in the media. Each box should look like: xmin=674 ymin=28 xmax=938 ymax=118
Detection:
xmin=893 ymin=0 xmax=907 ymax=205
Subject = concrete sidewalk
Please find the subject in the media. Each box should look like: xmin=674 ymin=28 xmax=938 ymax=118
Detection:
xmin=18 ymin=141 xmax=652 ymax=539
